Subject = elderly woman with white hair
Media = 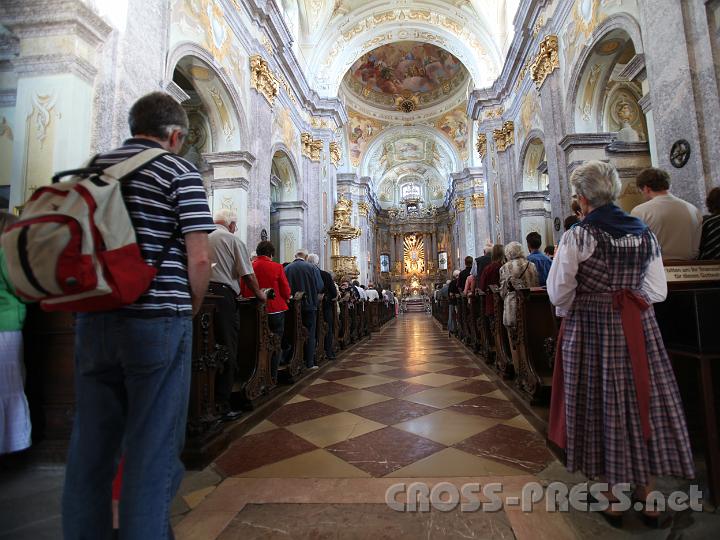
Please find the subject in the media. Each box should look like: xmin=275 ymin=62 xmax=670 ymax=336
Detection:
xmin=499 ymin=241 xmax=539 ymax=332
xmin=547 ymin=161 xmax=693 ymax=528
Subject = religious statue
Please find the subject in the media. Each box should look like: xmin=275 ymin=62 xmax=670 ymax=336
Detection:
xmin=327 ymin=195 xmax=361 ymax=278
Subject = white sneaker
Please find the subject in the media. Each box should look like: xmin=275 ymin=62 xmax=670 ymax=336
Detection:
xmin=308 ymin=365 xmax=319 ymax=370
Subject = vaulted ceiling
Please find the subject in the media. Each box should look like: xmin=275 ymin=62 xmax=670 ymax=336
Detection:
xmin=275 ymin=0 xmax=520 ymax=206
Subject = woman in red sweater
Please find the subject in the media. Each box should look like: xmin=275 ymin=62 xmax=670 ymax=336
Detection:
xmin=241 ymin=241 xmax=291 ymax=382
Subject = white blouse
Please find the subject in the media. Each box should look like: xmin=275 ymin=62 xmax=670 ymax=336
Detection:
xmin=546 ymin=226 xmax=667 ymax=317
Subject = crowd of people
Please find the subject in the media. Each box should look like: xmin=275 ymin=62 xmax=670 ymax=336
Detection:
xmin=439 ymin=161 xmax=718 ymax=529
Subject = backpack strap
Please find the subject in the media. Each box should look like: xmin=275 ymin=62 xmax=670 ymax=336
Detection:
xmin=102 ymin=148 xmax=169 ymax=181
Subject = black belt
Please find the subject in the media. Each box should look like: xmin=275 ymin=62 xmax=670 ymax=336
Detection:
xmin=209 ymin=282 xmax=235 ymax=293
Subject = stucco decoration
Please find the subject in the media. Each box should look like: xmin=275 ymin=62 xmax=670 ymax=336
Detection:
xmin=347 ymin=108 xmax=387 ymax=166
xmin=434 ymin=105 xmax=469 ymax=160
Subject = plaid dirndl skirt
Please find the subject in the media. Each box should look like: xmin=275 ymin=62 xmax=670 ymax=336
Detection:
xmin=561 ymin=294 xmax=695 ymax=486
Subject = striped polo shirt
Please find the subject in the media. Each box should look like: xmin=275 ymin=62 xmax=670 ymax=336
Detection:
xmin=92 ymin=138 xmax=215 ymax=316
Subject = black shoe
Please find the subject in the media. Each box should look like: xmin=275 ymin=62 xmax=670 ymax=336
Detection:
xmin=221 ymin=409 xmax=243 ymax=422
xmin=632 ymin=495 xmax=673 ymax=529
xmin=586 ymin=493 xmax=624 ymax=528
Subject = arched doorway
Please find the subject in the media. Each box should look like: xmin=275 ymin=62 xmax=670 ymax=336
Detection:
xmin=516 ymin=136 xmax=552 ymax=250
xmin=170 ymin=53 xmax=251 ymax=241
xmin=270 ymin=149 xmax=304 ymax=263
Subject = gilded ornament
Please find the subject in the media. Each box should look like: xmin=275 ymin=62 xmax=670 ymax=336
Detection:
xmin=329 ymin=141 xmax=342 ymax=166
xmin=403 ymin=234 xmax=426 ymax=275
xmin=471 ymin=193 xmax=486 ymax=209
xmin=301 ymin=132 xmax=323 ymax=162
xmin=493 ymin=121 xmax=515 ymax=153
xmin=250 ymin=55 xmax=279 ymax=105
xmin=476 ymin=134 xmax=487 ymax=158
xmin=530 ymin=35 xmax=560 ymax=90
xmin=454 ymin=197 xmax=466 ymax=213
xmin=358 ymin=201 xmax=369 ymax=217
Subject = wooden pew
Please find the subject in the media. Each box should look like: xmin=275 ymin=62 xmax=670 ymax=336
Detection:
xmin=438 ymin=296 xmax=449 ymax=329
xmin=509 ymin=288 xmax=557 ymax=404
xmin=184 ymin=294 xmax=227 ymax=462
xmin=235 ymin=290 xmax=279 ymax=407
xmin=369 ymin=301 xmax=380 ymax=331
xmin=475 ymin=292 xmax=495 ymax=364
xmin=279 ymin=292 xmax=307 ymax=381
xmin=315 ymin=294 xmax=327 ymax=366
xmin=655 ymin=260 xmax=720 ymax=505
xmin=23 ymin=307 xmax=76 ymax=460
xmin=489 ymin=285 xmax=514 ymax=379
xmin=331 ymin=297 xmax=341 ymax=354
xmin=468 ymin=291 xmax=483 ymax=353
xmin=338 ymin=295 xmax=352 ymax=348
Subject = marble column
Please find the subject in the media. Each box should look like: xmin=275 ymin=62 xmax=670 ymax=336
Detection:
xmin=248 ymin=91 xmax=275 ymax=245
xmin=203 ymin=151 xmax=255 ymax=244
xmin=2 ymin=0 xmax=113 ymax=210
xmin=537 ymin=70 xmax=571 ymax=245
xmin=493 ymin=145 xmax=519 ymax=244
xmin=639 ymin=0 xmax=720 ymax=204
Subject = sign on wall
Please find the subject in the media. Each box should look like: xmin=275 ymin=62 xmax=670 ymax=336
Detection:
xmin=380 ymin=254 xmax=390 ymax=273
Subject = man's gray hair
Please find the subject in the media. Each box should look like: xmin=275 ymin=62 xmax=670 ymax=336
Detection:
xmin=214 ymin=209 xmax=237 ymax=226
xmin=128 ymin=92 xmax=188 ymax=139
xmin=505 ymin=241 xmax=526 ymax=260
xmin=295 ymin=248 xmax=309 ymax=259
xmin=307 ymin=253 xmax=320 ymax=265
xmin=452 ymin=269 xmax=461 ymax=277
xmin=570 ymin=161 xmax=621 ymax=208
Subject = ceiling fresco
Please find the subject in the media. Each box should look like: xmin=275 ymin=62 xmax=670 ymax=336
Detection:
xmin=342 ymin=41 xmax=470 ymax=111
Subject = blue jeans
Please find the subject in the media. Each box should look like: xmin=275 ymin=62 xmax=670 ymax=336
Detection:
xmin=301 ymin=309 xmax=317 ymax=368
xmin=62 ymin=312 xmax=193 ymax=540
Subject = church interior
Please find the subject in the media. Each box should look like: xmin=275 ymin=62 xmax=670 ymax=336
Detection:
xmin=2 ymin=0 xmax=720 ymax=538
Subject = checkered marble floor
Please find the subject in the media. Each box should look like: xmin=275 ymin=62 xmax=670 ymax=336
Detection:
xmin=213 ymin=314 xmax=554 ymax=480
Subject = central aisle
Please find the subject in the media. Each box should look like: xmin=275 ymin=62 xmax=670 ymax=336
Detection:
xmin=175 ymin=314 xmax=573 ymax=539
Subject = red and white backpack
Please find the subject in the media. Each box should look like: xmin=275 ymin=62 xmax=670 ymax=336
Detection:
xmin=1 ymin=148 xmax=174 ymax=312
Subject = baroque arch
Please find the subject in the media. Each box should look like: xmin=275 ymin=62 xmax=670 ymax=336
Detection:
xmin=270 ymin=143 xmax=300 ymax=202
xmin=518 ymin=129 xmax=547 ymax=192
xmin=306 ymin=1 xmax=504 ymax=97
xmin=166 ymin=42 xmax=250 ymax=150
xmin=565 ymin=13 xmax=645 ymax=133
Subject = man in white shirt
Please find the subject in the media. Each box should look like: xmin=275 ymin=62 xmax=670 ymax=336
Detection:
xmin=365 ymin=282 xmax=380 ymax=301
xmin=631 ymin=167 xmax=703 ymax=259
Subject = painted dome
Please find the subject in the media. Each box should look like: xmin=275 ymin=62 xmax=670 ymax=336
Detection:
xmin=342 ymin=41 xmax=470 ymax=112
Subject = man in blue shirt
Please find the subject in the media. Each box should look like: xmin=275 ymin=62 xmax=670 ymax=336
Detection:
xmin=526 ymin=231 xmax=552 ymax=287
xmin=284 ymin=249 xmax=324 ymax=369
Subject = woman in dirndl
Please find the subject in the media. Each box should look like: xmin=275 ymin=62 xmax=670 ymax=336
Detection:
xmin=547 ymin=161 xmax=694 ymax=528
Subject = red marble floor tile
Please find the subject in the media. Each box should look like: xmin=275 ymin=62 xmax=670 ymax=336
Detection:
xmin=337 ymin=360 xmax=370 ymax=368
xmin=451 ymin=380 xmax=498 ymax=396
xmin=380 ymin=367 xmax=430 ymax=379
xmin=214 ymin=429 xmax=317 ymax=476
xmin=454 ymin=424 xmax=554 ymax=473
xmin=326 ymin=427 xmax=446 ymax=476
xmin=438 ymin=366 xmax=485 ymax=378
xmin=448 ymin=396 xmax=520 ymax=420
xmin=299 ymin=382 xmax=356 ymax=399
xmin=266 ymin=400 xmax=342 ymax=427
xmin=351 ymin=399 xmax=438 ymax=425
xmin=365 ymin=380 xmax=434 ymax=398
xmin=321 ymin=369 xmax=366 ymax=381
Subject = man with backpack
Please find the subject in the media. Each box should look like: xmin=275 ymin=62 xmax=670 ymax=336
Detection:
xmin=284 ymin=249 xmax=323 ymax=370
xmin=59 ymin=92 xmax=215 ymax=539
